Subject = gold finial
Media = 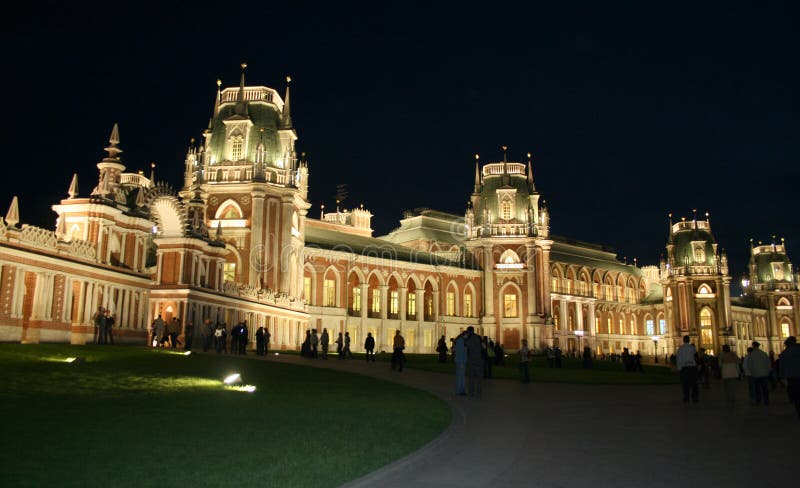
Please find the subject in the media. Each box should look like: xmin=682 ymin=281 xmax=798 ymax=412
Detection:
xmin=502 ymin=145 xmax=508 ymax=151
xmin=668 ymin=212 xmax=672 ymax=218
xmin=190 ymin=137 xmax=195 ymax=144
xmin=301 ymin=151 xmax=306 ymax=158
xmin=151 ymin=162 xmax=156 ymax=169
xmin=241 ymin=62 xmax=247 ymax=70
xmin=527 ymin=152 xmax=532 ymax=159
xmin=474 ymin=153 xmax=479 ymax=161
xmin=216 ymin=79 xmax=222 ymax=87
xmin=286 ymin=75 xmax=292 ymax=84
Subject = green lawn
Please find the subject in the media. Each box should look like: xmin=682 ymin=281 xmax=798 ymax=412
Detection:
xmin=341 ymin=351 xmax=679 ymax=385
xmin=0 ymin=344 xmax=450 ymax=488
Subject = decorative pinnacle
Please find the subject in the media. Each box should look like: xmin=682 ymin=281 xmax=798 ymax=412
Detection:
xmin=241 ymin=62 xmax=247 ymax=70
xmin=501 ymin=145 xmax=508 ymax=162
xmin=216 ymin=79 xmax=222 ymax=88
xmin=286 ymin=75 xmax=291 ymax=84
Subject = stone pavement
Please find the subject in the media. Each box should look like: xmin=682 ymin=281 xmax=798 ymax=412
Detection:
xmin=262 ymin=354 xmax=797 ymax=488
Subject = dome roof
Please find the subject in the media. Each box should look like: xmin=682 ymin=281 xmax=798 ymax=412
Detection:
xmin=751 ymin=243 xmax=793 ymax=283
xmin=667 ymin=219 xmax=717 ymax=267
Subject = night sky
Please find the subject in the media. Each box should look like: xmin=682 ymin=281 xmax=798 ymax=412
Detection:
xmin=3 ymin=2 xmax=799 ymax=291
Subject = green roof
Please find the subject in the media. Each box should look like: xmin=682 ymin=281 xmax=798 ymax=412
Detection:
xmin=305 ymin=225 xmax=478 ymax=269
xmin=550 ymin=236 xmax=643 ymax=276
xmin=208 ymin=103 xmax=281 ymax=165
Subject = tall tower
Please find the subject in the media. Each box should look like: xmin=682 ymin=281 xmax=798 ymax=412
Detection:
xmin=184 ymin=66 xmax=310 ymax=296
xmin=743 ymin=237 xmax=800 ymax=352
xmin=464 ymin=149 xmax=551 ymax=349
xmin=661 ymin=212 xmax=731 ymax=353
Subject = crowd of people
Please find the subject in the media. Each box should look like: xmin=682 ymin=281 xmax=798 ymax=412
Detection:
xmin=674 ymin=334 xmax=800 ymax=417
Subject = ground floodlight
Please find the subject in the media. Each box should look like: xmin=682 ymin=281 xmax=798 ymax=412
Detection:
xmin=65 ymin=357 xmax=77 ymax=363
xmin=274 ymin=352 xmax=279 ymax=356
xmin=223 ymin=373 xmax=242 ymax=385
xmin=183 ymin=351 xmax=192 ymax=356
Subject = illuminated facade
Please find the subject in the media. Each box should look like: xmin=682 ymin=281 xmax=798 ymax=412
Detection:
xmin=1 ymin=69 xmax=797 ymax=357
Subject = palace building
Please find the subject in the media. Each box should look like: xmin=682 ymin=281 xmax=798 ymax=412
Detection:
xmin=1 ymin=68 xmax=797 ymax=358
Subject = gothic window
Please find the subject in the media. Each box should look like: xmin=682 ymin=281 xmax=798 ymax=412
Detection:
xmin=692 ymin=242 xmax=706 ymax=263
xmin=324 ymin=279 xmax=336 ymax=306
xmin=501 ymin=201 xmax=512 ymax=220
xmin=464 ymin=291 xmax=473 ymax=317
xmin=351 ymin=286 xmax=361 ymax=313
xmin=303 ymin=277 xmax=312 ymax=304
xmin=223 ymin=263 xmax=236 ymax=282
xmin=407 ymin=292 xmax=416 ymax=318
xmin=699 ymin=308 xmax=714 ymax=349
xmin=646 ymin=319 xmax=654 ymax=336
xmin=781 ymin=319 xmax=791 ymax=338
xmin=446 ymin=291 xmax=455 ymax=315
xmin=503 ymin=293 xmax=518 ymax=317
xmin=231 ymin=137 xmax=244 ymax=160
xmin=697 ymin=283 xmax=712 ymax=295
xmin=772 ymin=262 xmax=786 ymax=281
xmin=389 ymin=290 xmax=399 ymax=316
xmin=659 ymin=318 xmax=667 ymax=335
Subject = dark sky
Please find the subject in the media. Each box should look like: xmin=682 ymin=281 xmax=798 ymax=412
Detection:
xmin=3 ymin=2 xmax=799 ymax=291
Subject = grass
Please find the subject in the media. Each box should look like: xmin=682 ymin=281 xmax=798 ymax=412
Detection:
xmin=334 ymin=351 xmax=679 ymax=385
xmin=0 ymin=344 xmax=450 ymax=488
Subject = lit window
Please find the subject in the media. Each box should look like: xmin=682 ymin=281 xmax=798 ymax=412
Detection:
xmin=659 ymin=319 xmax=666 ymax=335
xmin=407 ymin=292 xmax=416 ymax=317
xmin=501 ymin=201 xmax=512 ymax=220
xmin=446 ymin=291 xmax=455 ymax=315
xmin=464 ymin=293 xmax=473 ymax=317
xmin=231 ymin=138 xmax=243 ymax=160
xmin=304 ymin=277 xmax=312 ymax=304
xmin=781 ymin=320 xmax=791 ymax=338
xmin=223 ymin=263 xmax=236 ymax=282
xmin=595 ymin=317 xmax=600 ymax=333
xmin=324 ymin=279 xmax=335 ymax=307
xmin=351 ymin=286 xmax=361 ymax=312
xmin=389 ymin=290 xmax=399 ymax=315
xmin=371 ymin=288 xmax=381 ymax=314
xmin=607 ymin=317 xmax=612 ymax=334
xmin=646 ymin=319 xmax=654 ymax=336
xmin=503 ymin=293 xmax=518 ymax=317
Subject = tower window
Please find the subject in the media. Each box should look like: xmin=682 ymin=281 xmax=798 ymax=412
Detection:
xmin=231 ymin=137 xmax=243 ymax=160
xmin=501 ymin=201 xmax=512 ymax=220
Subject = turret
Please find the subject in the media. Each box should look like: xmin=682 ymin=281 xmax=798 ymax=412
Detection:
xmin=91 ymin=123 xmax=126 ymax=198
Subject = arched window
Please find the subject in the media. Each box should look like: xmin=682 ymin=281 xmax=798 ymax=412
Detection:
xmin=231 ymin=137 xmax=243 ymax=160
xmin=781 ymin=318 xmax=791 ymax=338
xmin=501 ymin=201 xmax=512 ymax=220
xmin=699 ymin=308 xmax=714 ymax=349
xmin=698 ymin=283 xmax=712 ymax=295
xmin=503 ymin=291 xmax=518 ymax=318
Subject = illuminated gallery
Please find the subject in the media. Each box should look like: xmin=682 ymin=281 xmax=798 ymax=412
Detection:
xmin=0 ymin=69 xmax=797 ymax=357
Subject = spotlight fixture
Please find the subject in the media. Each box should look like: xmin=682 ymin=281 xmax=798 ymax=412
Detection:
xmin=223 ymin=373 xmax=242 ymax=385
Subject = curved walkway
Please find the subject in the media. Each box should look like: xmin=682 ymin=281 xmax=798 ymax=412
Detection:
xmin=263 ymin=354 xmax=796 ymax=487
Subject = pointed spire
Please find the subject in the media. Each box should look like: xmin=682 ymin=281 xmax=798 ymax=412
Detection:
xmin=473 ymin=153 xmax=481 ymax=193
xmin=235 ymin=62 xmax=248 ymax=116
xmin=502 ymin=145 xmax=508 ymax=163
xmin=281 ymin=75 xmax=293 ymax=129
xmin=68 ymin=173 xmax=79 ymax=199
xmin=214 ymin=78 xmax=222 ymax=117
xmin=150 ymin=162 xmax=156 ymax=183
xmin=104 ymin=123 xmax=122 ymax=160
xmin=56 ymin=214 xmax=66 ymax=238
xmin=216 ymin=220 xmax=223 ymax=240
xmin=526 ymin=152 xmax=536 ymax=192
xmin=5 ymin=196 xmax=19 ymax=227
xmin=135 ymin=188 xmax=145 ymax=207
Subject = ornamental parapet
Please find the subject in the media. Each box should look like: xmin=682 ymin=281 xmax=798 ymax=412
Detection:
xmin=0 ymin=224 xmax=97 ymax=262
xmin=222 ymin=280 xmax=307 ymax=311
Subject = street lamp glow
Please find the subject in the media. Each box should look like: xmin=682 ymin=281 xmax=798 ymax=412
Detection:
xmin=223 ymin=373 xmax=241 ymax=385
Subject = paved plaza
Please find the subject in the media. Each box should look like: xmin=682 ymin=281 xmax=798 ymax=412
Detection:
xmin=265 ymin=354 xmax=796 ymax=488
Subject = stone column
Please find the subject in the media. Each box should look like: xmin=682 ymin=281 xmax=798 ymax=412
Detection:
xmin=250 ymin=189 xmax=266 ymax=287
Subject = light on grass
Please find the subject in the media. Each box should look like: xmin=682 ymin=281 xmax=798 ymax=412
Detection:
xmin=227 ymin=384 xmax=257 ymax=393
xmin=223 ymin=373 xmax=242 ymax=385
xmin=64 ymin=357 xmax=77 ymax=363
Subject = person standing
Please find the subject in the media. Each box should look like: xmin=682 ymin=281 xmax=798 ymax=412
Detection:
xmin=519 ymin=339 xmax=531 ymax=383
xmin=778 ymin=336 xmax=800 ymax=419
xmin=203 ymin=319 xmax=214 ymax=352
xmin=310 ymin=329 xmax=319 ymax=358
xmin=256 ymin=326 xmax=265 ymax=356
xmin=320 ymin=328 xmax=329 ymax=359
xmin=364 ymin=332 xmax=375 ymax=362
xmin=94 ymin=307 xmax=107 ymax=345
xmin=436 ymin=335 xmax=448 ymax=363
xmin=184 ymin=321 xmax=194 ymax=351
xmin=719 ymin=344 xmax=740 ymax=407
xmin=336 ymin=332 xmax=344 ymax=359
xmin=344 ymin=331 xmax=352 ymax=359
xmin=153 ymin=314 xmax=166 ymax=348
xmin=464 ymin=326 xmax=483 ymax=397
xmin=239 ymin=321 xmax=248 ymax=355
xmin=214 ymin=324 xmax=224 ymax=354
xmin=391 ymin=330 xmax=405 ymax=371
xmin=264 ymin=327 xmax=271 ymax=355
xmin=676 ymin=335 xmax=699 ymax=404
xmin=301 ymin=330 xmax=310 ymax=357
xmin=105 ymin=310 xmax=115 ymax=345
xmin=454 ymin=332 xmax=467 ymax=395
xmin=748 ymin=341 xmax=772 ymax=405
xmin=168 ymin=318 xmax=181 ymax=349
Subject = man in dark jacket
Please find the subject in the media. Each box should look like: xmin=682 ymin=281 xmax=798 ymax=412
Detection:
xmin=256 ymin=326 xmax=265 ymax=356
xmin=779 ymin=336 xmax=800 ymax=419
xmin=464 ymin=326 xmax=483 ymax=397
xmin=364 ymin=332 xmax=376 ymax=362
